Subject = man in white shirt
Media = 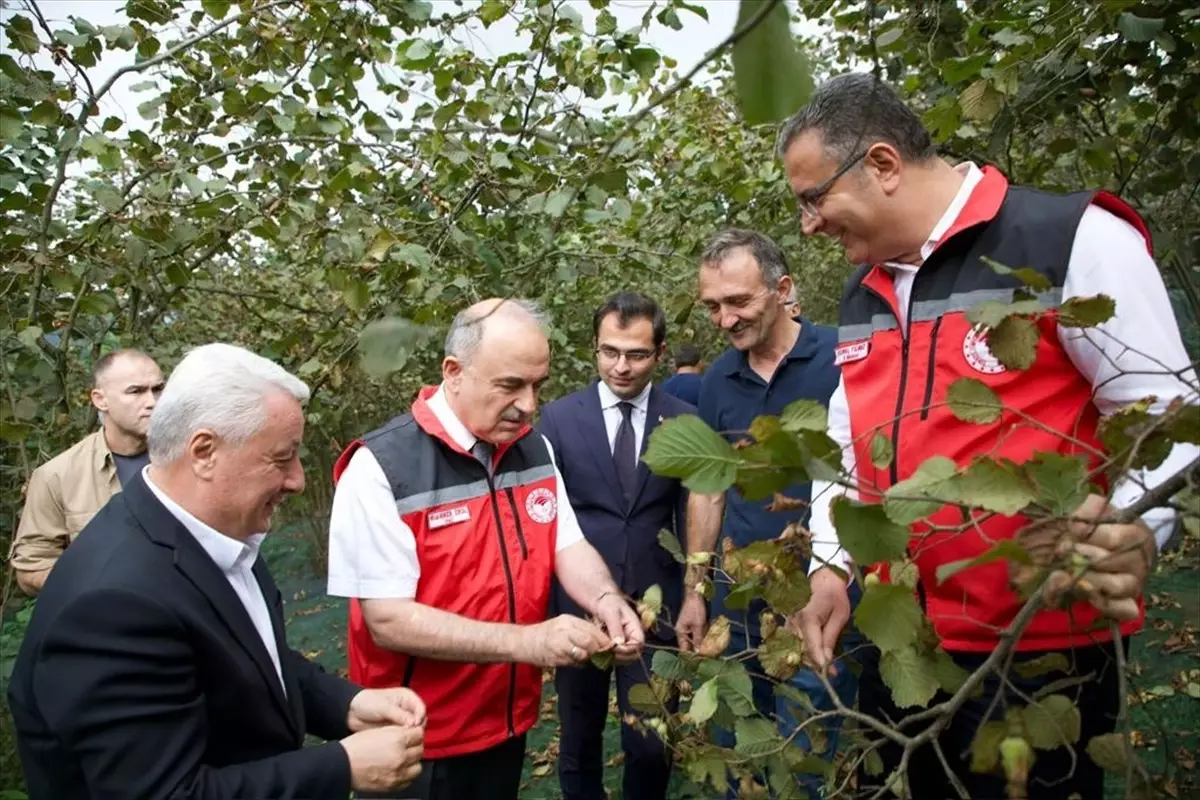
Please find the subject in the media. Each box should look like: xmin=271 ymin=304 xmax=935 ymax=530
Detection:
xmin=327 ymin=298 xmax=644 ymax=800
xmin=777 ymin=72 xmax=1199 ymax=799
xmin=8 ymin=343 xmax=426 ymax=800
xmin=537 ymin=292 xmax=695 ymax=800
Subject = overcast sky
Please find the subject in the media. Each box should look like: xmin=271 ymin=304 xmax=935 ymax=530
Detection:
xmin=11 ymin=0 xmax=751 ymax=134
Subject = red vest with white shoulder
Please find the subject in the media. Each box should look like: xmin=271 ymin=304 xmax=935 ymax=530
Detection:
xmin=332 ymin=386 xmax=558 ymax=758
xmin=834 ymin=167 xmax=1148 ymax=653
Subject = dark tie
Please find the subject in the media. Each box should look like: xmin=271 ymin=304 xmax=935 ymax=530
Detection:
xmin=613 ymin=401 xmax=637 ymax=505
xmin=471 ymin=440 xmax=494 ymax=477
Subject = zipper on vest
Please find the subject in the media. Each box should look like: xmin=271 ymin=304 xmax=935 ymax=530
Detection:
xmin=504 ymin=488 xmax=530 ymax=559
xmin=919 ymin=316 xmax=943 ymax=421
xmin=485 ymin=475 xmax=520 ymax=738
xmin=864 ymin=285 xmax=914 ymax=486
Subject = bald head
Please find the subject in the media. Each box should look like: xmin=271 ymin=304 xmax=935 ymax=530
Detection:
xmin=442 ymin=298 xmax=552 ymax=445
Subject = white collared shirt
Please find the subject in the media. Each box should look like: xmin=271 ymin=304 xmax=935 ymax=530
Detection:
xmin=809 ymin=163 xmax=1200 ymax=574
xmin=326 ymin=386 xmax=585 ymax=600
xmin=596 ymin=380 xmax=652 ymax=468
xmin=142 ymin=468 xmax=285 ymax=691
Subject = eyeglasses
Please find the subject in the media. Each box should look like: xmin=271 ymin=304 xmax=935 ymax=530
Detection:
xmin=596 ymin=346 xmax=657 ymax=364
xmin=795 ymin=149 xmax=868 ymax=219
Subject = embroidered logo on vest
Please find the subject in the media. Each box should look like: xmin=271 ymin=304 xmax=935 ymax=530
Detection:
xmin=834 ymin=340 xmax=870 ymax=365
xmin=525 ymin=487 xmax=557 ymax=523
xmin=963 ymin=326 xmax=1007 ymax=375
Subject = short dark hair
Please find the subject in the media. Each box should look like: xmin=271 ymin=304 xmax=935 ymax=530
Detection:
xmin=93 ymin=348 xmax=154 ymax=387
xmin=592 ymin=292 xmax=666 ymax=348
xmin=699 ymin=228 xmax=790 ymax=286
xmin=674 ymin=343 xmax=701 ymax=369
xmin=775 ymin=72 xmax=936 ymax=164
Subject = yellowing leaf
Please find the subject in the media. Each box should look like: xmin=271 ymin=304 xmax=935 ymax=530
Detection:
xmin=869 ymin=432 xmax=893 ymax=469
xmin=757 ymin=627 xmax=804 ymax=681
xmin=1022 ymin=694 xmax=1081 ymax=749
xmin=627 ymin=682 xmax=661 ymax=713
xmin=971 ymin=720 xmax=1007 ymax=772
xmin=1013 ymin=652 xmax=1070 ymax=679
xmin=687 ymin=677 xmax=719 ymax=724
xmin=959 ymin=78 xmax=1003 ymax=122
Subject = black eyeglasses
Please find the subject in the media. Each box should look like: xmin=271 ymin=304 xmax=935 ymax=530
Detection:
xmin=596 ymin=346 xmax=657 ymax=364
xmin=796 ymin=150 xmax=868 ymax=219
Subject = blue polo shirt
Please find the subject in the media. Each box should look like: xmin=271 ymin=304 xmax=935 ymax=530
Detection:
xmin=698 ymin=318 xmax=840 ymax=636
xmin=662 ymin=372 xmax=702 ymax=406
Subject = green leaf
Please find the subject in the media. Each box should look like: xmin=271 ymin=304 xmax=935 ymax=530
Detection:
xmin=479 ymin=0 xmax=508 ymax=25
xmin=1013 ymin=652 xmax=1070 ymax=679
xmin=657 ymin=528 xmax=685 ymax=563
xmin=762 ymin=569 xmax=810 ymax=617
xmin=358 ymin=316 xmax=437 ymax=378
xmin=869 ymin=432 xmax=893 ymax=469
xmin=832 ymin=497 xmax=910 ymax=564
xmin=0 ymin=108 xmax=23 ymax=143
xmin=1058 ymin=294 xmax=1116 ymax=328
xmin=29 ymin=100 xmax=61 ymax=126
xmin=979 ymin=256 xmax=1052 ymax=292
xmin=627 ymin=682 xmax=660 ymax=713
xmin=946 ymin=377 xmax=1002 ymax=424
xmin=715 ymin=662 xmax=756 ymax=716
xmin=641 ymin=584 xmax=663 ymax=615
xmin=201 ymin=0 xmax=231 ymax=18
xmin=880 ymin=646 xmax=939 ymax=708
xmin=933 ymin=649 xmax=969 ymax=693
xmin=875 ymin=26 xmax=903 ymax=48
xmin=651 ymin=650 xmax=688 ymax=680
xmin=854 ymin=582 xmax=922 ymax=652
xmin=343 ymin=280 xmax=370 ymax=312
xmin=884 ymin=455 xmax=957 ymax=525
xmin=1086 ymin=733 xmax=1129 ymax=774
xmin=589 ymin=650 xmax=614 ymax=671
xmin=779 ymin=398 xmax=827 ymax=432
xmin=986 ymin=316 xmax=1039 ymax=371
xmin=936 ymin=540 xmax=1033 ymax=584
xmin=965 ymin=298 xmax=1043 ymax=329
xmin=734 ymin=717 xmax=781 ymax=757
xmin=629 ymin=48 xmax=660 ymax=80
xmin=1022 ymin=695 xmax=1081 ymax=750
xmin=6 ymin=15 xmax=40 ymax=54
xmin=952 ymin=458 xmax=1035 ymax=516
xmin=643 ymin=415 xmax=740 ymax=494
xmin=971 ymin=720 xmax=1007 ymax=772
xmin=1117 ymin=13 xmax=1164 ymax=42
xmin=688 ymin=678 xmax=719 ymax=724
xmin=1023 ymin=453 xmax=1090 ymax=516
xmin=731 ymin=0 xmax=814 ymax=125
xmin=181 ymin=173 xmax=206 ymax=198
xmin=543 ymin=188 xmax=572 ymax=218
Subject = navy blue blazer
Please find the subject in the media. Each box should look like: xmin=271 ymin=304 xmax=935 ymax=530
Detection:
xmin=537 ymin=382 xmax=694 ymax=633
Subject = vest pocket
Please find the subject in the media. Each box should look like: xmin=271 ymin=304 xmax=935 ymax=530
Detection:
xmin=919 ymin=316 xmax=943 ymax=420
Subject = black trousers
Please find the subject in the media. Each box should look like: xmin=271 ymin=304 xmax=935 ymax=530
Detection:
xmin=555 ymin=641 xmax=676 ymax=800
xmin=855 ymin=638 xmax=1126 ymax=800
xmin=357 ymin=733 xmax=527 ymax=800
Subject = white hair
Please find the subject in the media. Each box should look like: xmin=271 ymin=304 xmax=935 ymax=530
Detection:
xmin=147 ymin=343 xmax=310 ymax=464
xmin=444 ymin=298 xmax=550 ymax=362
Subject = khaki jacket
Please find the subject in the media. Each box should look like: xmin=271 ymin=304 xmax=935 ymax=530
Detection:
xmin=11 ymin=430 xmax=120 ymax=572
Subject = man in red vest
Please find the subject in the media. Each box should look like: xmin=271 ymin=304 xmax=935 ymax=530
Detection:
xmin=779 ymin=73 xmax=1198 ymax=798
xmin=326 ymin=298 xmax=645 ymax=800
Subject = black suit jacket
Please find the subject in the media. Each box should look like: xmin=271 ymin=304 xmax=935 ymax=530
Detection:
xmin=537 ymin=382 xmax=694 ymax=632
xmin=7 ymin=472 xmax=361 ymax=800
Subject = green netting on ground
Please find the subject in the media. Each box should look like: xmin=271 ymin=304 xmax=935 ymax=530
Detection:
xmin=265 ymin=526 xmax=1199 ymax=800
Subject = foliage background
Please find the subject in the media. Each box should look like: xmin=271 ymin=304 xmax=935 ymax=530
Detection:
xmin=2 ymin=0 xmax=1198 ymax=796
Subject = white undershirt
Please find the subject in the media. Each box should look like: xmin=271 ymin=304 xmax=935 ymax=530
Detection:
xmin=809 ymin=163 xmax=1200 ymax=574
xmin=143 ymin=467 xmax=285 ymax=691
xmin=597 ymin=380 xmax=652 ymax=465
xmin=326 ymin=385 xmax=585 ymax=600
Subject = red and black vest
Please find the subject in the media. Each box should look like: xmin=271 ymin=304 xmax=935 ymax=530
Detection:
xmin=835 ymin=167 xmax=1149 ymax=653
xmin=332 ymin=386 xmax=558 ymax=758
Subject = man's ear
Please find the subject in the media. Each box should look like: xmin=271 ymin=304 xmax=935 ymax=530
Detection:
xmin=442 ymin=356 xmax=463 ymax=391
xmin=90 ymin=387 xmax=108 ymax=413
xmin=866 ymin=142 xmax=903 ymax=195
xmin=188 ymin=430 xmax=219 ymax=479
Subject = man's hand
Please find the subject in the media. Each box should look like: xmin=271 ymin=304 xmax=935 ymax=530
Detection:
xmin=340 ymin=725 xmax=424 ymax=793
xmin=594 ymin=593 xmax=645 ymax=665
xmin=515 ymin=614 xmax=613 ymax=667
xmin=789 ymin=567 xmax=850 ymax=672
xmin=347 ymin=687 xmax=427 ymax=732
xmin=675 ymin=590 xmax=707 ymax=652
xmin=1019 ymin=493 xmax=1155 ymax=622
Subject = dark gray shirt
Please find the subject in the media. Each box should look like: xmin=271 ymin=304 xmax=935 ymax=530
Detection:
xmin=113 ymin=451 xmax=150 ymax=488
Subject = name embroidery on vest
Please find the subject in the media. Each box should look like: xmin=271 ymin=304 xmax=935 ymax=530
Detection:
xmin=834 ymin=340 xmax=870 ymax=365
xmin=428 ymin=505 xmax=471 ymax=529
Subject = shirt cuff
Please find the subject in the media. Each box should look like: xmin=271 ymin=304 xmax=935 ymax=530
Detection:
xmin=326 ymin=576 xmax=417 ymax=600
xmin=1110 ymin=441 xmax=1199 ymax=552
